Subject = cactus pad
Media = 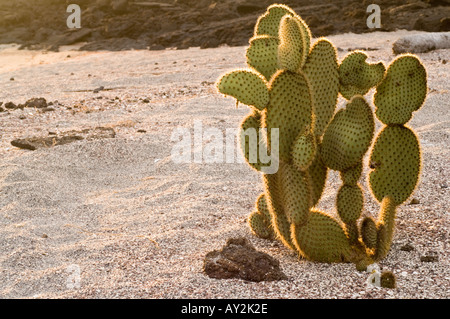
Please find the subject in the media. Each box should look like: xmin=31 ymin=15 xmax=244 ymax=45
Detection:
xmin=307 ymin=150 xmax=328 ymax=207
xmin=369 ymin=125 xmax=421 ymax=205
xmin=336 ymin=184 xmax=364 ymax=224
xmin=278 ymin=15 xmax=308 ymax=72
xmin=246 ymin=35 xmax=280 ymax=81
xmin=321 ymin=96 xmax=375 ymax=171
xmin=340 ymin=161 xmax=363 ymax=185
xmin=256 ymin=193 xmax=271 ymax=222
xmin=361 ymin=217 xmax=378 ymax=249
xmin=303 ymin=38 xmax=340 ymax=136
xmin=254 ymin=4 xmax=296 ymax=37
xmin=265 ymin=70 xmax=312 ymax=162
xmin=374 ymin=54 xmax=427 ymax=125
xmin=279 ymin=161 xmax=311 ymax=226
xmin=239 ymin=111 xmax=265 ymax=171
xmin=262 ymin=173 xmax=294 ymax=249
xmin=217 ymin=69 xmax=269 ymax=110
xmin=339 ymin=51 xmax=386 ymax=100
xmin=291 ymin=128 xmax=316 ymax=171
xmin=375 ymin=196 xmax=397 ymax=260
xmin=248 ymin=210 xmax=273 ymax=239
xmin=292 ymin=210 xmax=352 ymax=263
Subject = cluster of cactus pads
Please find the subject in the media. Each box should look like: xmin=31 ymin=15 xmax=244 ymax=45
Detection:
xmin=216 ymin=4 xmax=427 ymax=270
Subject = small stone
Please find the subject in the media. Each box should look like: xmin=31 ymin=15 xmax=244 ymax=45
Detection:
xmin=10 ymin=77 xmax=14 ymax=81
xmin=409 ymin=198 xmax=420 ymax=205
xmin=18 ymin=115 xmax=26 ymax=120
xmin=24 ymin=97 xmax=47 ymax=109
xmin=142 ymin=98 xmax=150 ymax=103
xmin=420 ymin=253 xmax=438 ymax=263
xmin=4 ymin=102 xmax=18 ymax=109
xmin=93 ymin=86 xmax=104 ymax=93
xmin=400 ymin=243 xmax=415 ymax=252
xmin=137 ymin=129 xmax=147 ymax=133
xmin=42 ymin=234 xmax=48 ymax=238
xmin=442 ymin=60 xmax=447 ymax=64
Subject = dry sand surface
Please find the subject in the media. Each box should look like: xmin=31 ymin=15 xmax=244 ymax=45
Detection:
xmin=0 ymin=30 xmax=449 ymax=299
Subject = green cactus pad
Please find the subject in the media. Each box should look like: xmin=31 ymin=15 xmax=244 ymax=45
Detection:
xmin=254 ymin=4 xmax=296 ymax=37
xmin=340 ymin=161 xmax=363 ymax=185
xmin=217 ymin=69 xmax=269 ymax=110
xmin=279 ymin=161 xmax=311 ymax=226
xmin=278 ymin=15 xmax=308 ymax=72
xmin=374 ymin=54 xmax=427 ymax=125
xmin=375 ymin=196 xmax=397 ymax=260
xmin=265 ymin=70 xmax=313 ymax=162
xmin=369 ymin=125 xmax=421 ymax=205
xmin=246 ymin=35 xmax=280 ymax=81
xmin=336 ymin=184 xmax=364 ymax=224
xmin=361 ymin=217 xmax=378 ymax=249
xmin=339 ymin=51 xmax=386 ymax=100
xmin=262 ymin=173 xmax=294 ymax=249
xmin=248 ymin=210 xmax=273 ymax=239
xmin=321 ymin=96 xmax=375 ymax=171
xmin=303 ymin=38 xmax=340 ymax=136
xmin=307 ymin=147 xmax=328 ymax=207
xmin=292 ymin=209 xmax=352 ymax=263
xmin=256 ymin=193 xmax=271 ymax=222
xmin=239 ymin=111 xmax=265 ymax=171
xmin=291 ymin=128 xmax=316 ymax=171
xmin=344 ymin=222 xmax=359 ymax=245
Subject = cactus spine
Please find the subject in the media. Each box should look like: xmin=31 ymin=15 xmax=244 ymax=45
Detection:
xmin=216 ymin=4 xmax=427 ymax=270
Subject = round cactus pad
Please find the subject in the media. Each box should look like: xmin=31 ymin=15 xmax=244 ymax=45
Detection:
xmin=374 ymin=54 xmax=427 ymax=125
xmin=246 ymin=35 xmax=280 ymax=81
xmin=217 ymin=69 xmax=269 ymax=110
xmin=369 ymin=125 xmax=421 ymax=205
xmin=321 ymin=96 xmax=375 ymax=171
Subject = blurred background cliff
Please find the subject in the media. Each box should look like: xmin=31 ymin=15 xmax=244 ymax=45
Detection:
xmin=0 ymin=0 xmax=449 ymax=51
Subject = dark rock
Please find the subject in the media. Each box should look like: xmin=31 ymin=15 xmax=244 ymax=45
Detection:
xmin=11 ymin=135 xmax=83 ymax=150
xmin=400 ymin=243 xmax=415 ymax=252
xmin=10 ymin=127 xmax=115 ymax=150
xmin=203 ymin=237 xmax=287 ymax=282
xmin=40 ymin=107 xmax=55 ymax=112
xmin=24 ymin=97 xmax=47 ymax=109
xmin=4 ymin=102 xmax=21 ymax=110
xmin=420 ymin=252 xmax=439 ymax=262
xmin=93 ymin=86 xmax=105 ymax=93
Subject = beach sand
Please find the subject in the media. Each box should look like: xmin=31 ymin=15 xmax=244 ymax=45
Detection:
xmin=0 ymin=30 xmax=448 ymax=299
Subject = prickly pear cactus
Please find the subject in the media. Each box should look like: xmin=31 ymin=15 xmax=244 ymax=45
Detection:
xmin=216 ymin=4 xmax=427 ymax=270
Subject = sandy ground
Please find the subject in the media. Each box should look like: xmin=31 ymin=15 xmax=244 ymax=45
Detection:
xmin=0 ymin=30 xmax=448 ymax=299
